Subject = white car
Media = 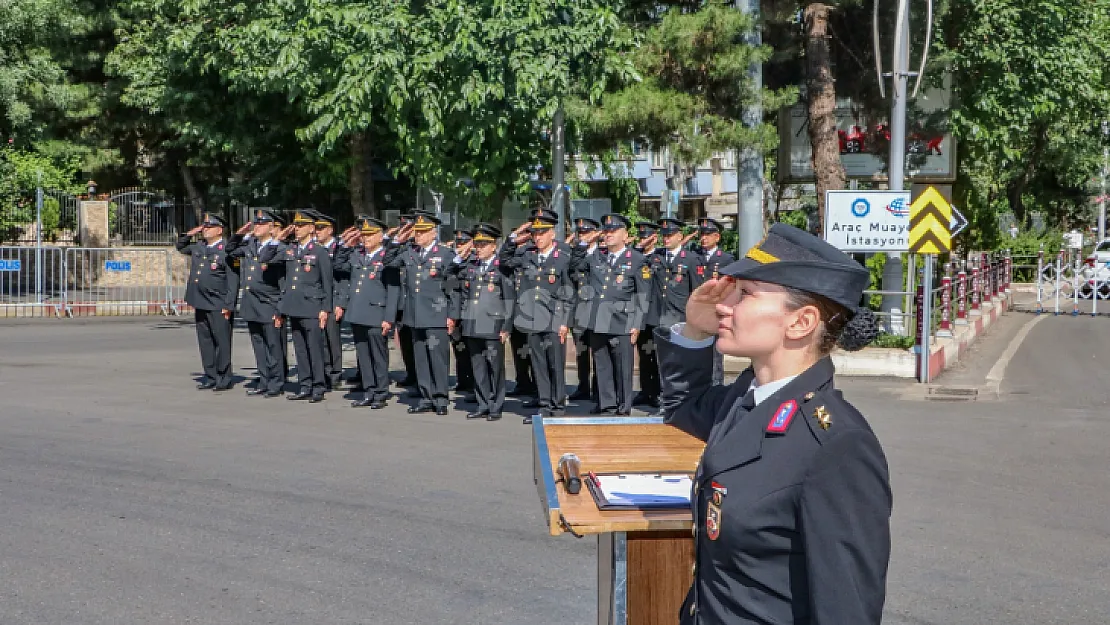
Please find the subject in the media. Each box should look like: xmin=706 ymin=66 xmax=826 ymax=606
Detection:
xmin=1080 ymin=239 xmax=1110 ymax=299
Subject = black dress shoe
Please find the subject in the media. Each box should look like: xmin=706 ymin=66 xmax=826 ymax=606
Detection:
xmin=522 ymin=399 xmax=542 ymax=409
xmin=466 ymin=411 xmax=488 ymax=420
xmin=507 ymin=387 xmax=536 ymax=398
xmin=288 ymin=392 xmax=312 ymax=401
xmin=615 ymin=410 xmax=632 ymax=416
xmin=197 ymin=382 xmax=216 ymax=390
xmin=264 ymin=391 xmax=282 ymax=398
xmin=397 ymin=378 xmax=417 ymax=387
xmin=463 ymin=394 xmax=477 ymax=404
xmin=406 ymin=389 xmax=423 ymax=398
xmin=567 ymin=391 xmax=591 ymax=401
xmin=545 ymin=407 xmax=566 ymax=417
xmin=351 ymin=398 xmax=374 ymax=408
xmin=310 ymin=394 xmax=324 ymax=403
xmin=631 ymin=392 xmax=651 ymax=406
xmin=212 ymin=384 xmax=232 ymax=392
xmin=435 ymin=406 xmax=449 ymax=416
xmin=408 ymin=404 xmax=435 ymax=414
xmin=246 ymin=388 xmax=267 ymax=396
xmin=589 ymin=406 xmax=606 ymax=414
xmin=522 ymin=415 xmax=533 ymax=425
xmin=370 ymin=401 xmax=388 ymax=410
xmin=646 ymin=397 xmax=661 ymax=409
xmin=487 ymin=413 xmax=502 ymax=422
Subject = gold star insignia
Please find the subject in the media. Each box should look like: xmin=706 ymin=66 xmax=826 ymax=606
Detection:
xmin=804 ymin=392 xmax=815 ymax=401
xmin=814 ymin=406 xmax=831 ymax=430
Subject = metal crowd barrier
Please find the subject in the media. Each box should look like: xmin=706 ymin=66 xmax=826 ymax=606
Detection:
xmin=1035 ymin=250 xmax=1110 ymax=315
xmin=0 ymin=246 xmax=67 ymax=317
xmin=64 ymin=248 xmax=177 ymax=317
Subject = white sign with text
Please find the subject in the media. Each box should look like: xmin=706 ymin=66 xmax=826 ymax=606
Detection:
xmin=824 ymin=190 xmax=913 ymax=252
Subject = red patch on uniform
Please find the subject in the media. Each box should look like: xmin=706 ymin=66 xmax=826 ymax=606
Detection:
xmin=697 ymin=266 xmax=705 ymax=276
xmin=766 ymin=400 xmax=797 ymax=434
xmin=218 ymin=244 xmax=224 ymax=251
xmin=624 ymin=250 xmax=631 ymax=258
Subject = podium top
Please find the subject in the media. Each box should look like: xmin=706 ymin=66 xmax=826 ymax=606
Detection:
xmin=532 ymin=416 xmax=705 ymax=536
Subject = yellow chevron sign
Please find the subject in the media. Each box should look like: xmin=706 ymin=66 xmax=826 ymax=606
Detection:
xmin=909 ymin=186 xmax=952 ymax=254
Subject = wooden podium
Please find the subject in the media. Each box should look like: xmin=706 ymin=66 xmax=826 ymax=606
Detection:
xmin=532 ymin=415 xmax=705 ymax=625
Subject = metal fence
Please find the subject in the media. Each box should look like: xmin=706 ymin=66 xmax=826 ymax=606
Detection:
xmin=1033 ymin=250 xmax=1110 ymax=315
xmin=64 ymin=248 xmax=176 ymax=317
xmin=107 ymin=188 xmax=188 ymax=246
xmin=0 ymin=246 xmax=67 ymax=316
xmin=1 ymin=189 xmax=81 ymax=246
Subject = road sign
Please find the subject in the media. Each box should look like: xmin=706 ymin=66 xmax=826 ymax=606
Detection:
xmin=909 ymin=186 xmax=952 ymax=254
xmin=823 ymin=190 xmax=912 ymax=252
xmin=950 ymin=205 xmax=968 ymax=236
xmin=0 ymin=259 xmax=21 ymax=272
xmin=104 ymin=260 xmax=132 ymax=272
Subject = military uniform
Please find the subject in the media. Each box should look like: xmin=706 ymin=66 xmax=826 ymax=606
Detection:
xmin=394 ymin=216 xmax=418 ymax=387
xmin=449 ymin=224 xmax=515 ymax=420
xmin=570 ymin=214 xmax=650 ymax=415
xmin=311 ymin=211 xmax=345 ymax=389
xmin=501 ymin=214 xmax=575 ymax=416
xmin=259 ymin=211 xmax=334 ymax=401
xmin=657 ymin=223 xmax=892 ymax=625
xmin=693 ymin=218 xmax=736 ymax=385
xmin=334 ymin=217 xmax=399 ymax=408
xmin=448 ymin=230 xmax=475 ymax=397
xmin=227 ymin=209 xmax=287 ymax=397
xmin=383 ymin=212 xmax=453 ymax=415
xmin=176 ymin=213 xmax=239 ymax=390
xmin=568 ymin=218 xmax=600 ymax=402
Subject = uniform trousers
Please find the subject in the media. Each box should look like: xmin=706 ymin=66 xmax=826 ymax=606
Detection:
xmin=590 ymin=332 xmax=635 ymax=414
xmin=528 ymin=331 xmax=566 ymax=409
xmin=413 ymin=327 xmax=450 ymax=409
xmin=635 ymin=324 xmax=660 ymax=400
xmin=280 ymin=318 xmax=290 ymax=379
xmin=465 ymin=337 xmax=505 ymax=415
xmin=247 ymin=320 xmax=284 ymax=394
xmin=398 ymin=322 xmax=417 ymax=384
xmin=290 ymin=316 xmax=327 ymax=395
xmin=351 ymin=324 xmax=390 ymax=401
xmin=453 ymin=337 xmax=474 ymax=392
xmin=571 ymin=328 xmax=597 ymax=400
xmin=194 ymin=308 xmax=232 ymax=387
xmin=322 ymin=315 xmax=343 ymax=386
xmin=509 ymin=328 xmax=536 ymax=394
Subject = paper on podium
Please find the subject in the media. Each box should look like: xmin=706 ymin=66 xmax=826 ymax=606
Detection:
xmin=586 ymin=473 xmax=693 ymax=510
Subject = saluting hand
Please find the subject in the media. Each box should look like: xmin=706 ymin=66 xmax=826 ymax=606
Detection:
xmin=684 ymin=277 xmax=737 ymax=340
xmin=187 ymin=226 xmax=204 ymax=236
xmin=236 ymin=222 xmax=252 ymax=236
xmin=641 ymin=233 xmax=658 ymax=251
xmin=681 ymin=232 xmax=696 ymax=247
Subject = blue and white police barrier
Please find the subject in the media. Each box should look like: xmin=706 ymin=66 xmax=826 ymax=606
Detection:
xmin=64 ymin=248 xmax=175 ymax=317
xmin=0 ymin=246 xmax=67 ymax=317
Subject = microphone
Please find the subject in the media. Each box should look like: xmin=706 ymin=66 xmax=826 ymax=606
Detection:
xmin=559 ymin=453 xmax=582 ymax=495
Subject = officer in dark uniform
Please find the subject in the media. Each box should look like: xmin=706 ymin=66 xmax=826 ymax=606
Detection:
xmin=334 ymin=216 xmax=398 ymax=409
xmin=570 ymin=213 xmax=650 ymax=415
xmin=567 ymin=217 xmax=600 ymax=403
xmin=227 ymin=209 xmax=286 ymax=397
xmin=500 ymin=212 xmax=575 ymax=420
xmin=693 ymin=217 xmax=736 ymax=384
xmin=312 ymin=211 xmax=345 ymax=389
xmin=448 ymin=228 xmax=475 ymax=399
xmin=633 ymin=218 xmax=698 ymax=410
xmin=394 ymin=214 xmax=419 ymax=388
xmin=177 ymin=212 xmax=239 ymax=391
xmin=259 ymin=210 xmax=334 ymax=402
xmin=383 ymin=211 xmax=453 ymax=415
xmin=657 ymin=223 xmax=890 ymax=625
xmin=448 ymin=223 xmax=515 ymax=421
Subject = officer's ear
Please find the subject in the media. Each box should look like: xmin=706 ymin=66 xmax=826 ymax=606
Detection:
xmin=783 ymin=302 xmax=822 ymax=343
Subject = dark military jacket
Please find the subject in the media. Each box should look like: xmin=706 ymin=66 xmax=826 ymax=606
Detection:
xmin=318 ymin=238 xmax=347 ymax=310
xmin=333 ymin=244 xmax=399 ymax=328
xmin=569 ymin=244 xmax=650 ymax=335
xmin=259 ymin=239 xmax=334 ymax=319
xmin=383 ymin=241 xmax=452 ymax=329
xmin=643 ymin=247 xmax=700 ymax=328
xmin=656 ymin=329 xmax=892 ymax=625
xmin=499 ymin=239 xmax=575 ymax=333
xmin=176 ymin=235 xmax=239 ymax=312
xmin=691 ymin=247 xmax=736 ymax=288
xmin=226 ymin=234 xmax=285 ymax=324
xmin=448 ymin=255 xmax=516 ymax=340
xmin=569 ymin=243 xmax=602 ymax=331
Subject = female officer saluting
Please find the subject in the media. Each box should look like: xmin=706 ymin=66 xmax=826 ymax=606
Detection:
xmin=655 ymin=223 xmax=891 ymax=625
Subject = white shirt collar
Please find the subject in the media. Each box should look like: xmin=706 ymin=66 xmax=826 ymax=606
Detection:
xmin=748 ymin=376 xmax=798 ymax=406
xmin=536 ymin=245 xmax=554 ymax=260
xmin=207 ymin=238 xmax=224 ymax=248
xmin=704 ymin=247 xmax=718 ymax=257
xmin=365 ymin=246 xmax=383 ymax=257
xmin=318 ymin=237 xmax=335 ymax=248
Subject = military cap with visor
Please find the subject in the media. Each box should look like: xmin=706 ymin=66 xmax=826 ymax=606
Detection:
xmin=657 ymin=218 xmax=685 ymax=235
xmin=698 ymin=217 xmax=725 ymax=233
xmin=601 ymin=213 xmax=632 ymax=231
xmin=201 ymin=212 xmax=228 ymax=228
xmin=472 ymin=223 xmax=502 ymax=243
xmin=356 ymin=215 xmax=387 ymax=234
xmin=410 ymin=211 xmax=441 ymax=232
xmin=575 ymin=217 xmax=600 ymax=232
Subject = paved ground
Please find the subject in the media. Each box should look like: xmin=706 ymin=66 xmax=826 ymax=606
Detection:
xmin=0 ymin=314 xmax=1107 ymax=624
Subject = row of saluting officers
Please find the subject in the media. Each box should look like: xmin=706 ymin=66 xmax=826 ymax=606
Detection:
xmin=177 ymin=206 xmax=739 ymax=419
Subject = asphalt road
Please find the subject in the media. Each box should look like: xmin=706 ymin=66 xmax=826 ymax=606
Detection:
xmin=0 ymin=314 xmax=1106 ymax=624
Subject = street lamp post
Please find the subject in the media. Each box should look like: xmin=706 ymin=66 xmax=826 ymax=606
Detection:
xmin=1100 ymin=120 xmax=1107 ymax=242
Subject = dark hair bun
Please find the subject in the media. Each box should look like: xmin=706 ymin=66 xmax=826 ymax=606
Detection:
xmin=837 ymin=307 xmax=879 ymax=352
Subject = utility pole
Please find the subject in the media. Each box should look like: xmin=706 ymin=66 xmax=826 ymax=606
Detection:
xmin=881 ymin=1 xmax=911 ymax=335
xmin=736 ymin=0 xmax=763 ymax=256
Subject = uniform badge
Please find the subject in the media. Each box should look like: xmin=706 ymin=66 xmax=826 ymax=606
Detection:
xmin=712 ymin=271 xmax=719 ymax=279
xmin=210 ymin=263 xmax=218 ymax=270
xmin=430 ymin=268 xmax=437 ymax=277
xmin=706 ymin=481 xmax=726 ymax=540
xmin=641 ymin=266 xmax=651 ymax=279
xmin=465 ymin=281 xmax=470 ymax=288
xmin=549 ymin=275 xmax=556 ymax=284
xmin=766 ymin=400 xmax=797 ymax=434
xmin=553 ymin=250 xmax=559 ymax=258
xmin=218 ymin=244 xmax=224 ymax=251
xmin=697 ymin=266 xmax=705 ymax=276
xmin=488 ymin=283 xmax=495 ymax=292
xmin=814 ymin=406 xmax=832 ymax=430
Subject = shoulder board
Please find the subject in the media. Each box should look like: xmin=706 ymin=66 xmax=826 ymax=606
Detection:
xmin=218 ymin=243 xmax=224 ymax=251
xmin=493 ymin=259 xmax=500 ymax=266
xmin=307 ymin=243 xmax=315 ymax=250
xmin=680 ymin=251 xmax=686 ymax=257
xmin=553 ymin=250 xmax=559 ymax=258
xmin=625 ymin=250 xmax=631 ymax=258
